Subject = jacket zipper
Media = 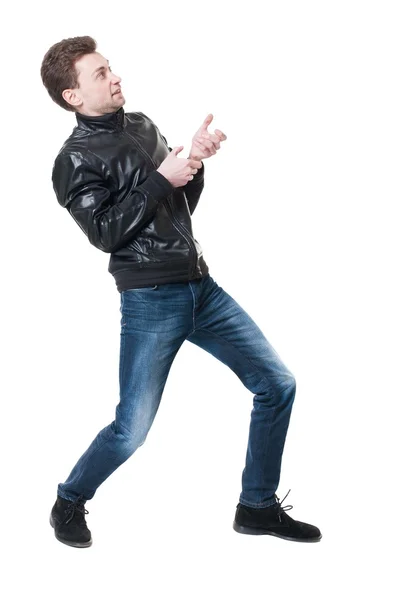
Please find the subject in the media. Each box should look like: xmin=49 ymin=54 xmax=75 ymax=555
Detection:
xmin=123 ymin=130 xmax=198 ymax=278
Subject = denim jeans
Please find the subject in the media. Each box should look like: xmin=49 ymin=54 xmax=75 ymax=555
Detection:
xmin=57 ymin=274 xmax=296 ymax=508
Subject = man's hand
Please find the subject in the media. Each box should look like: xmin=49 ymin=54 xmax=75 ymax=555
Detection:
xmin=188 ymin=114 xmax=227 ymax=161
xmin=157 ymin=146 xmax=202 ymax=187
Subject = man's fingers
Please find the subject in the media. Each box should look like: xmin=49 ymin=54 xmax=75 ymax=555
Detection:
xmin=200 ymin=134 xmax=220 ymax=150
xmin=214 ymin=129 xmax=227 ymax=141
xmin=189 ymin=159 xmax=203 ymax=169
xmin=196 ymin=137 xmax=212 ymax=150
xmin=201 ymin=113 xmax=213 ymax=131
xmin=193 ymin=140 xmax=207 ymax=151
xmin=199 ymin=138 xmax=216 ymax=154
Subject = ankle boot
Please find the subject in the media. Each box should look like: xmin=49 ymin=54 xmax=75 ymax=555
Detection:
xmin=233 ymin=489 xmax=322 ymax=543
xmin=49 ymin=494 xmax=92 ymax=548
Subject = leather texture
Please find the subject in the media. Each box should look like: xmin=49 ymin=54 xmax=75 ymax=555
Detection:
xmin=52 ymin=107 xmax=209 ymax=291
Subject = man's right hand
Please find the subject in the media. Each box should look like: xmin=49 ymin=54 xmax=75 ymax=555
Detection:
xmin=157 ymin=146 xmax=202 ymax=188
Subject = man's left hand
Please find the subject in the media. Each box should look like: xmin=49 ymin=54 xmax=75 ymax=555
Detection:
xmin=188 ymin=114 xmax=227 ymax=162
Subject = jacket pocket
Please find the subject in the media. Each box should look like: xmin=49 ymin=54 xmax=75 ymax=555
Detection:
xmin=125 ymin=238 xmax=156 ymax=262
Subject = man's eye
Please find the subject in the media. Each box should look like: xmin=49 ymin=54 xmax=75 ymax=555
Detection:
xmin=98 ymin=66 xmax=112 ymax=79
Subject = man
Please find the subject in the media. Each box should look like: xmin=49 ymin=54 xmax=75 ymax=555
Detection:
xmin=41 ymin=36 xmax=321 ymax=548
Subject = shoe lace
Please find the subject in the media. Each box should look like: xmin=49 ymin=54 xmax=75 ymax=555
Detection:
xmin=63 ymin=494 xmax=89 ymax=525
xmin=274 ymin=488 xmax=293 ymax=522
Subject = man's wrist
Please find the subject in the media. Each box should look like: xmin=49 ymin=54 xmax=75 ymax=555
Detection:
xmin=188 ymin=157 xmax=204 ymax=169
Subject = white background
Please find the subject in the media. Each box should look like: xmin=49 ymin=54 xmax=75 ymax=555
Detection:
xmin=1 ymin=0 xmax=418 ymax=598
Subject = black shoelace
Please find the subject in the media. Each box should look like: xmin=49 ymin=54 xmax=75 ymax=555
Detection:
xmin=274 ymin=489 xmax=293 ymax=522
xmin=63 ymin=494 xmax=89 ymax=525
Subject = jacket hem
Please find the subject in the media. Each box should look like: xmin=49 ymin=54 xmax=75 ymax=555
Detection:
xmin=112 ymin=257 xmax=209 ymax=292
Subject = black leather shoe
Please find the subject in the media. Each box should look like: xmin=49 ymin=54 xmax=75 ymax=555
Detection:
xmin=49 ymin=494 xmax=92 ymax=548
xmin=233 ymin=489 xmax=322 ymax=543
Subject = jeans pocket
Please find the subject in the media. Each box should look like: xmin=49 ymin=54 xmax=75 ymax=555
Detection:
xmin=124 ymin=285 xmax=159 ymax=292
xmin=120 ymin=285 xmax=160 ymax=317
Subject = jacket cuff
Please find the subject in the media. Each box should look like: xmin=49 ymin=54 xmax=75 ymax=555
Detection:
xmin=188 ymin=160 xmax=205 ymax=184
xmin=140 ymin=170 xmax=174 ymax=200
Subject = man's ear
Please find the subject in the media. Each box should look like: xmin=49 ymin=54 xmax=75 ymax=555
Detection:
xmin=62 ymin=89 xmax=82 ymax=110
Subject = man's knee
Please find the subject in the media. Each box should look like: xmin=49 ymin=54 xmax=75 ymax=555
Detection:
xmin=276 ymin=373 xmax=297 ymax=396
xmin=113 ymin=420 xmax=150 ymax=454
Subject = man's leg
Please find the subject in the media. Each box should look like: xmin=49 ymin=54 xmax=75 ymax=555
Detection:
xmin=186 ymin=275 xmax=296 ymax=508
xmin=57 ymin=282 xmax=193 ymax=502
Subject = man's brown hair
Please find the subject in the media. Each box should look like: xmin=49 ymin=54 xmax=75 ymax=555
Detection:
xmin=40 ymin=36 xmax=97 ymax=112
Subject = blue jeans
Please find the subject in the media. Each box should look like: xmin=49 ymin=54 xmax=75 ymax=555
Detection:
xmin=58 ymin=274 xmax=296 ymax=508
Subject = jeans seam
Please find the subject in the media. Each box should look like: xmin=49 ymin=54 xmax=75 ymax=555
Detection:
xmin=191 ymin=327 xmax=289 ymax=508
xmin=188 ymin=282 xmax=197 ymax=332
xmin=59 ymin=425 xmax=118 ymax=501
xmin=237 ymin=405 xmax=278 ymax=508
xmin=57 ymin=492 xmax=77 ymax=503
xmin=239 ymin=498 xmax=277 ymax=508
xmin=193 ymin=327 xmax=277 ymax=506
xmin=119 ymin=326 xmax=126 ymax=392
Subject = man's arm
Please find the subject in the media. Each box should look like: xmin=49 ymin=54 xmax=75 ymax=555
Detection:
xmin=52 ymin=150 xmax=173 ymax=253
xmin=181 ymin=160 xmax=205 ymax=216
xmin=161 ymin=134 xmax=205 ymax=216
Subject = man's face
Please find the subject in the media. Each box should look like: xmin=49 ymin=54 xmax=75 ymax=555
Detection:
xmin=63 ymin=52 xmax=125 ymax=116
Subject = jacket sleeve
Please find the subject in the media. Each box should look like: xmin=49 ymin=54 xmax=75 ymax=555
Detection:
xmin=181 ymin=160 xmax=205 ymax=216
xmin=52 ymin=150 xmax=173 ymax=253
xmin=160 ymin=134 xmax=205 ymax=216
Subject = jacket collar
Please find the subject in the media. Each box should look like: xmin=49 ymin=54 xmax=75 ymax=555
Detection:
xmin=75 ymin=106 xmax=125 ymax=132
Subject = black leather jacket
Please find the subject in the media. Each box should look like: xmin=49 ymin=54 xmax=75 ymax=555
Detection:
xmin=51 ymin=106 xmax=209 ymax=292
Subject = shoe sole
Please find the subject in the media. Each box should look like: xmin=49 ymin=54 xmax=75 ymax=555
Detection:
xmin=232 ymin=520 xmax=322 ymax=543
xmin=49 ymin=514 xmax=93 ymax=548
